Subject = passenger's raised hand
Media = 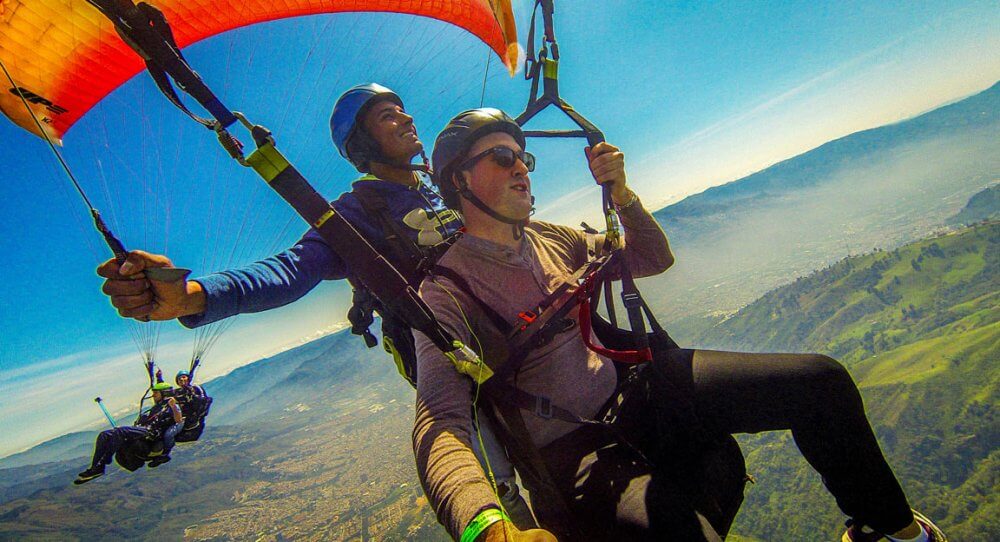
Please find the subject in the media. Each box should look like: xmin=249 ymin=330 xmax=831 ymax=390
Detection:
xmin=585 ymin=141 xmax=633 ymax=205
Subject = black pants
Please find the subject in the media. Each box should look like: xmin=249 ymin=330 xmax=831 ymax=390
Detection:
xmin=539 ymin=349 xmax=913 ymax=541
xmin=90 ymin=426 xmax=150 ymax=469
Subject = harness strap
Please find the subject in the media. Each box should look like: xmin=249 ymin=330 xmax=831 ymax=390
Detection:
xmin=482 ymin=400 xmax=580 ymax=539
xmin=594 ymin=267 xmax=670 ymax=337
xmin=579 ymin=289 xmax=651 ymax=364
xmin=136 ymin=3 xmax=216 ymax=129
xmin=347 ymin=181 xmax=460 ymax=357
xmin=90 ymin=0 xmax=238 ymax=129
xmin=602 ymin=277 xmax=618 ymax=328
xmin=485 ymin=380 xmax=603 ymax=426
xmin=498 ymin=259 xmax=603 ymax=379
xmin=436 ymin=253 xmax=621 ymax=384
xmin=574 ymin=257 xmax=654 ymax=364
xmin=619 ymin=266 xmax=650 ymax=350
xmin=435 ymin=256 xmax=622 ymax=421
xmin=524 ymin=1 xmax=543 ymax=102
xmin=352 ymin=182 xmax=426 ymax=277
xmin=430 ymin=265 xmax=514 ymax=335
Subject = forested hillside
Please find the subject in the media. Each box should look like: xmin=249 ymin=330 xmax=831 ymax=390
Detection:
xmin=949 ymin=184 xmax=999 ymax=225
xmin=692 ymin=222 xmax=999 ymax=541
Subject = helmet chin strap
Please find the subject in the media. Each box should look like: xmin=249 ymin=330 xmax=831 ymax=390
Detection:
xmin=458 ymin=179 xmax=534 ymax=240
xmin=371 ymin=150 xmax=430 ymax=174
xmin=408 ymin=150 xmax=431 ymax=173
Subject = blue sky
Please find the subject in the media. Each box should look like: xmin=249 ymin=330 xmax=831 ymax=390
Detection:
xmin=1 ymin=1 xmax=997 ymax=457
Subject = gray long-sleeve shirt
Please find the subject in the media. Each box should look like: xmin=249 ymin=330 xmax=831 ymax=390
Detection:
xmin=412 ymin=199 xmax=672 ymax=539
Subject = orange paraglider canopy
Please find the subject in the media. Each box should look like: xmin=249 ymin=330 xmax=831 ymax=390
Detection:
xmin=0 ymin=0 xmax=518 ymax=143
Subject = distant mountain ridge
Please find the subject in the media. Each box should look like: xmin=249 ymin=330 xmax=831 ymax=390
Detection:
xmin=0 ymin=431 xmax=94 ymax=471
xmin=657 ymin=81 xmax=999 ymax=228
xmin=643 ymin=81 xmax=999 ymax=323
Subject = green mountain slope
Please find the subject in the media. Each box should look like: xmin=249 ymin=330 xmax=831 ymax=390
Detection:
xmin=949 ymin=184 xmax=1000 ymax=225
xmin=692 ymin=223 xmax=998 ymax=359
xmin=691 ymin=222 xmax=999 ymax=541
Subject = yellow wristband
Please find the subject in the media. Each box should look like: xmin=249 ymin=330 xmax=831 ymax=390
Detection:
xmin=460 ymin=508 xmax=509 ymax=542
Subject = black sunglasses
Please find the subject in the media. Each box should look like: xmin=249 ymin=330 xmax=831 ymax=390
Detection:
xmin=460 ymin=146 xmax=536 ymax=172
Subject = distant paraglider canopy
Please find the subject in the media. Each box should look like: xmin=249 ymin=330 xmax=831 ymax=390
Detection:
xmin=0 ymin=0 xmax=518 ymax=143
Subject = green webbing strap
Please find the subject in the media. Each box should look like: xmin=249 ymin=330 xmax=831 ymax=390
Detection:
xmin=446 ymin=341 xmax=494 ymax=385
xmin=246 ymin=142 xmax=291 ymax=183
xmin=543 ymin=58 xmax=558 ymax=80
xmin=383 ymin=336 xmax=416 ymax=387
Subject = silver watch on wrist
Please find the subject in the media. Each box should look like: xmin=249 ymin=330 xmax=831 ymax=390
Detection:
xmin=614 ymin=190 xmax=639 ymax=210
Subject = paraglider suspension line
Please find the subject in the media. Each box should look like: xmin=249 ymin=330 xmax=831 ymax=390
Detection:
xmin=1 ymin=58 xmax=130 ymax=263
xmin=0 ymin=60 xmax=96 ymax=212
xmin=479 ymin=38 xmax=493 ymax=107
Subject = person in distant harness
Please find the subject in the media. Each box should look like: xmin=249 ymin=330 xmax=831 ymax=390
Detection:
xmin=75 ymin=382 xmax=184 ymax=484
xmin=93 ymin=84 xmax=534 ymax=526
xmin=411 ymin=108 xmax=947 ymax=542
xmin=173 ymin=370 xmax=211 ymax=442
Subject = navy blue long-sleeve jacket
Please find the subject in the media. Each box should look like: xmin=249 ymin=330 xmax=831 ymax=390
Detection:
xmin=178 ymin=176 xmax=462 ymax=328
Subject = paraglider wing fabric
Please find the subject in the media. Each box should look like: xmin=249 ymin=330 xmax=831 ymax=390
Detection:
xmin=0 ymin=0 xmax=518 ymax=142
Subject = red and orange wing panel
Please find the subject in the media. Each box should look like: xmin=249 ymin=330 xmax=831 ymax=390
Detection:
xmin=0 ymin=0 xmax=518 ymax=143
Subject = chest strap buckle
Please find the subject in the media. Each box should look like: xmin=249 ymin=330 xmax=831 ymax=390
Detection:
xmin=518 ymin=310 xmax=538 ymax=330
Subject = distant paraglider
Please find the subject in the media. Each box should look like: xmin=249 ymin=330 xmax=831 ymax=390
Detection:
xmin=75 ymin=380 xmax=184 ymax=483
xmin=77 ymin=361 xmax=212 ymax=483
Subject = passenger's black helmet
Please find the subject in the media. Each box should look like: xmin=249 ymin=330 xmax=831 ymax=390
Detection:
xmin=431 ymin=108 xmax=525 ymax=208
